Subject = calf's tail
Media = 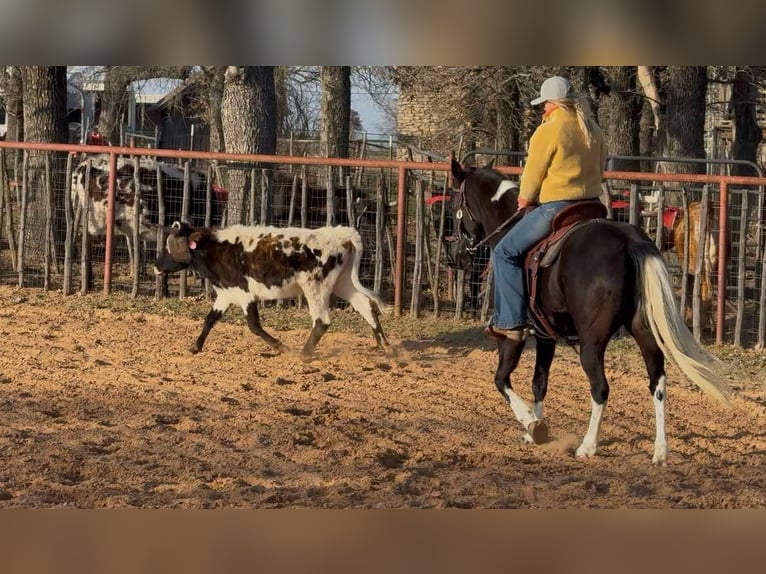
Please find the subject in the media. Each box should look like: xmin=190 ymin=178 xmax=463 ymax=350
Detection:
xmin=347 ymin=230 xmax=390 ymax=315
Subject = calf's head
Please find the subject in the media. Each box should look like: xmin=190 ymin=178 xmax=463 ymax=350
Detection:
xmin=154 ymin=221 xmax=199 ymax=275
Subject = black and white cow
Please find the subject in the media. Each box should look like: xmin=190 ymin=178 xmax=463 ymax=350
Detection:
xmin=153 ymin=221 xmax=390 ymax=357
xmin=70 ymin=154 xmax=226 ymax=288
xmin=71 ymin=155 xmax=226 ymax=243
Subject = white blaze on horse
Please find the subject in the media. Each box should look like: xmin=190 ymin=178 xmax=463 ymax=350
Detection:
xmin=445 ymin=160 xmax=731 ymax=465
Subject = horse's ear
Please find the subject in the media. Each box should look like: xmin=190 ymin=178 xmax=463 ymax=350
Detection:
xmin=485 ymin=158 xmax=496 ymax=169
xmin=450 ymin=158 xmax=465 ymax=184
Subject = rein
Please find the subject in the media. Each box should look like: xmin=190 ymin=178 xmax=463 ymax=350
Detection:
xmin=453 ymin=179 xmax=531 ymax=252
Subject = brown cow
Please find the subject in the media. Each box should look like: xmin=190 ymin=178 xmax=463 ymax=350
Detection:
xmin=672 ymin=202 xmax=717 ymax=327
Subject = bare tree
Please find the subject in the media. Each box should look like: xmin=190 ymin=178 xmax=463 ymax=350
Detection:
xmin=97 ymin=66 xmax=192 ymax=144
xmin=21 ymin=66 xmax=69 ymax=263
xmin=657 ymin=66 xmax=708 ymax=174
xmin=221 ymin=66 xmax=277 ymax=225
xmin=596 ymin=67 xmax=643 ymax=172
xmin=729 ymin=67 xmax=761 ymax=177
xmin=320 ymin=66 xmax=351 ymax=158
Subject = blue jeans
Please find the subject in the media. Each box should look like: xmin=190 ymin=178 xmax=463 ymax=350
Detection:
xmin=491 ymin=200 xmax=575 ymax=329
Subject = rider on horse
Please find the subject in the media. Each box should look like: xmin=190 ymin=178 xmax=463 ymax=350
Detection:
xmin=487 ymin=76 xmax=608 ymax=342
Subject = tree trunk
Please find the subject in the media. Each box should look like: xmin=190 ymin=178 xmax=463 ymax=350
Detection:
xmin=221 ymin=66 xmax=277 ymax=225
xmin=320 ymin=66 xmax=351 ymax=158
xmin=730 ymin=67 xmax=761 ymax=177
xmin=98 ymin=67 xmax=131 ymax=145
xmin=2 ymin=66 xmax=24 ymax=182
xmin=658 ymin=66 xmax=708 ymax=174
xmin=204 ymin=67 xmax=226 ymax=153
xmin=494 ymin=72 xmax=522 ymax=166
xmin=21 ymin=66 xmax=68 ymax=265
xmin=597 ymin=67 xmax=642 ymax=172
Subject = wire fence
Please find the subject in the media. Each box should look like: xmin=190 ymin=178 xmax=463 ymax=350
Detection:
xmin=1 ymin=142 xmax=766 ymax=348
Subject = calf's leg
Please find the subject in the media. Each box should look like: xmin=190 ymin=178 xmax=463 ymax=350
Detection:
xmin=332 ymin=272 xmax=389 ymax=351
xmin=302 ymin=292 xmax=333 ymax=356
xmin=244 ymin=300 xmax=285 ymax=352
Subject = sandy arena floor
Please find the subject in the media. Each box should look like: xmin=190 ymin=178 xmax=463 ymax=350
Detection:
xmin=0 ymin=285 xmax=765 ymax=508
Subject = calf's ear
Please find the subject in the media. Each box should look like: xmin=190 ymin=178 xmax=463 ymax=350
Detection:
xmin=188 ymin=231 xmax=203 ymax=250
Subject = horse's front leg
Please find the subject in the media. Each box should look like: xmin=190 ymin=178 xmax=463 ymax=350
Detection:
xmin=494 ymin=338 xmax=547 ymax=444
xmin=520 ymin=337 xmax=555 ymax=444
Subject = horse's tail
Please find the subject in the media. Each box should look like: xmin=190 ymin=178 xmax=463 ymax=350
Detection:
xmin=630 ymin=241 xmax=731 ymax=404
xmin=347 ymin=228 xmax=390 ymax=316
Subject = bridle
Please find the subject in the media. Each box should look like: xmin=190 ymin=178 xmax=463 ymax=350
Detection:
xmin=452 ymin=179 xmax=530 ymax=254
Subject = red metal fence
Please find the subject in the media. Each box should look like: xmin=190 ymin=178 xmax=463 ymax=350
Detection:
xmin=1 ymin=141 xmax=766 ymax=348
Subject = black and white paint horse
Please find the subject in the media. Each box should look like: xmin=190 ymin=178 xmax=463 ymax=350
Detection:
xmin=444 ymin=160 xmax=730 ymax=465
xmin=154 ymin=221 xmax=390 ymax=357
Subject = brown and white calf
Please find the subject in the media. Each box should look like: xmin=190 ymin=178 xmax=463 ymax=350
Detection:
xmin=153 ymin=221 xmax=390 ymax=357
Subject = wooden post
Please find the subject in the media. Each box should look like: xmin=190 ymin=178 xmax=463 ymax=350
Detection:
xmin=410 ymin=178 xmax=423 ymax=317
xmin=260 ymin=168 xmax=270 ymax=225
xmin=716 ymin=182 xmax=729 ymax=345
xmin=248 ymin=167 xmax=257 ymax=225
xmin=0 ymin=150 xmax=18 ymax=272
xmin=374 ymin=174 xmax=385 ymax=294
xmin=300 ymin=165 xmax=308 ymax=229
xmin=155 ymin=163 xmax=167 ymax=299
xmin=326 ymin=165 xmax=335 ymax=226
xmin=62 ymin=153 xmax=74 ymax=295
xmin=734 ymin=190 xmax=749 ymax=346
xmin=394 ymin=166 xmax=407 ymax=317
xmin=80 ymin=160 xmax=91 ymax=295
xmin=345 ymin=175 xmax=356 ymax=229
xmin=103 ymin=153 xmax=118 ymax=295
xmin=432 ymin=172 xmax=449 ymax=316
xmin=655 ymin=183 xmax=665 ymax=252
xmin=43 ymin=154 xmax=53 ymax=291
xmin=131 ymin=157 xmax=142 ymax=298
xmin=692 ymin=186 xmax=710 ymax=342
xmin=179 ymin=161 xmax=190 ymax=299
xmin=287 ymin=174 xmax=298 ymax=227
xmin=628 ymin=183 xmax=639 ymax=226
xmin=679 ymin=189 xmax=690 ymax=316
xmin=16 ymin=150 xmax=28 ymax=288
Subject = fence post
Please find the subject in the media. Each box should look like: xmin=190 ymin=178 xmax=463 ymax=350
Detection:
xmin=63 ymin=153 xmax=74 ymax=295
xmin=103 ymin=153 xmax=118 ymax=295
xmin=394 ymin=165 xmax=407 ymax=317
xmin=716 ymin=181 xmax=729 ymax=345
xmin=734 ymin=190 xmax=749 ymax=346
xmin=16 ymin=150 xmax=28 ymax=288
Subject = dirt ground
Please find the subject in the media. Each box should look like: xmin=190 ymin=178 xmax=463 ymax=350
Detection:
xmin=0 ymin=284 xmax=765 ymax=508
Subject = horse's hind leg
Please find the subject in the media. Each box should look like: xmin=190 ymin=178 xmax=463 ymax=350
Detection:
xmin=521 ymin=337 xmax=556 ymax=444
xmin=494 ymin=338 xmax=544 ymax=442
xmin=628 ymin=317 xmax=668 ymax=465
xmin=576 ymin=342 xmax=609 ymax=458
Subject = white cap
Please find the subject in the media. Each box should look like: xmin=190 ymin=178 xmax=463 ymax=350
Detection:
xmin=530 ymin=76 xmax=576 ymax=106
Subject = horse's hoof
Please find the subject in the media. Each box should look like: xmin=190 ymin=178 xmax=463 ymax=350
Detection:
xmin=526 ymin=419 xmax=549 ymax=445
xmin=575 ymin=443 xmax=597 ymax=458
xmin=189 ymin=345 xmax=201 ymax=355
xmin=652 ymin=448 xmax=668 ymax=466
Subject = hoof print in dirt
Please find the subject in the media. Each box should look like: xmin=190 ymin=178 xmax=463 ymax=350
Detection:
xmin=154 ymin=414 xmax=181 ymax=426
xmin=321 ymin=372 xmax=338 ymax=382
xmin=292 ymin=431 xmax=316 ymax=446
xmin=220 ymin=396 xmax=240 ymax=405
xmin=376 ymin=449 xmax=408 ymax=469
xmin=274 ymin=377 xmax=295 ymax=386
xmin=374 ymin=363 xmax=392 ymax=372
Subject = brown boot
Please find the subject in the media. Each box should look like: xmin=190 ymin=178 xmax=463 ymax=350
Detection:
xmin=484 ymin=325 xmax=527 ymax=342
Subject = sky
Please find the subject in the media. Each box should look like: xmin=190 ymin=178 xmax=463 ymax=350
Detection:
xmin=69 ymin=68 xmax=395 ymax=137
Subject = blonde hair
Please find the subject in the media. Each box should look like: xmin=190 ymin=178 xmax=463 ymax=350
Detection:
xmin=551 ymin=96 xmax=602 ymax=148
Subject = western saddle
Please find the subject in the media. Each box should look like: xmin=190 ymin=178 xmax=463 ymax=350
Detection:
xmin=524 ymin=199 xmax=608 ymax=339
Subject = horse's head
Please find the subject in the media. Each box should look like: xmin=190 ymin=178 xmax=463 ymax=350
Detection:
xmin=442 ymin=158 xmax=519 ymax=270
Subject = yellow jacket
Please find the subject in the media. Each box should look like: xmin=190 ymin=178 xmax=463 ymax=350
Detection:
xmin=519 ymin=107 xmax=607 ymax=204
